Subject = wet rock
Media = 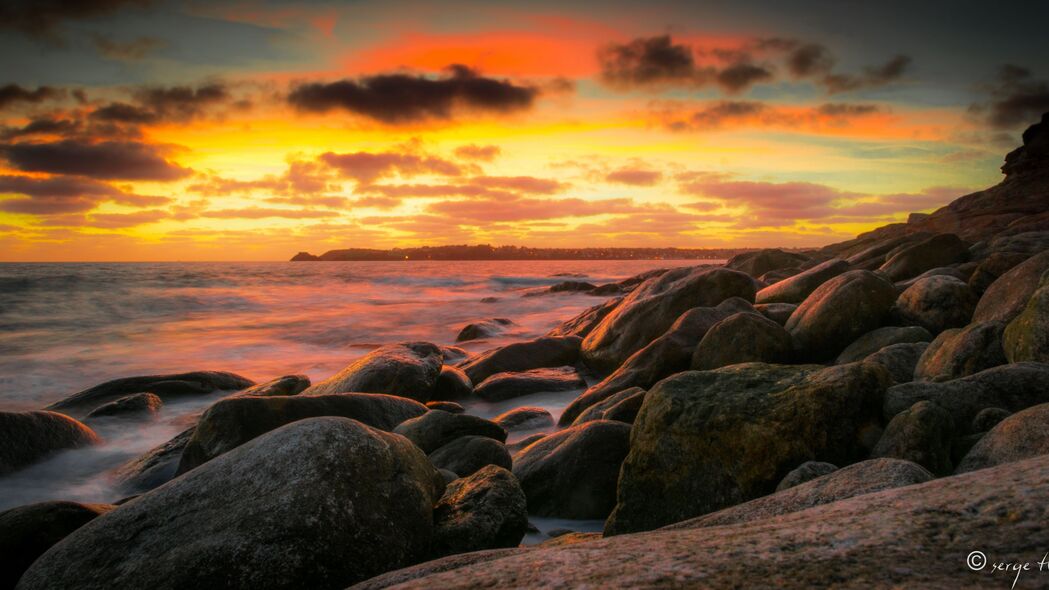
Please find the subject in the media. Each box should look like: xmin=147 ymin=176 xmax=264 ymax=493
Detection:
xmin=581 ymin=266 xmax=756 ymax=374
xmin=725 ymin=249 xmax=810 ymax=278
xmin=439 ymin=346 xmax=470 ymax=364
xmin=0 ymin=411 xmax=99 ymax=476
xmin=455 ymin=319 xmax=514 ymax=342
xmin=430 ymin=465 xmax=528 ymax=558
xmin=493 ymin=407 xmax=554 ymax=432
xmin=426 ymin=401 xmax=464 ymax=413
xmin=429 ymin=436 xmax=512 ymax=477
xmin=0 ymin=501 xmax=113 ymax=590
xmin=178 ymin=393 xmax=428 ymax=473
xmin=230 ymin=374 xmax=310 ymax=398
xmin=754 ymin=302 xmax=797 ymax=325
xmin=775 ymin=461 xmax=838 ymax=491
xmin=836 ymin=326 xmax=933 ymax=364
xmin=605 ymin=362 xmax=890 ymax=535
xmin=549 ymin=280 xmax=597 ymax=293
xmin=572 ymin=387 xmax=646 ymax=425
xmin=473 ymin=366 xmax=585 ymax=403
xmin=956 ymin=403 xmax=1049 ymax=473
xmin=1002 ymin=272 xmax=1049 ymax=362
xmin=691 ymin=312 xmax=792 ymax=370
xmin=972 ymin=407 xmax=1011 ymax=432
xmin=393 ymin=411 xmax=506 ymax=454
xmin=878 ymin=233 xmax=969 ymax=281
xmin=45 ymin=371 xmax=255 ymax=419
xmin=18 ymin=418 xmax=443 ymax=590
xmin=512 ymin=420 xmax=630 ymax=519
xmin=546 ymin=297 xmax=622 ymax=339
xmin=785 ymin=270 xmax=897 ymax=361
xmin=862 ymin=342 xmax=928 ymax=384
xmin=972 ymin=250 xmax=1049 ymax=323
xmin=430 ymin=366 xmax=473 ymax=401
xmin=871 ymin=401 xmax=955 ymax=475
xmin=458 ymin=336 xmax=582 ymax=385
xmin=302 ymin=342 xmax=442 ymax=402
xmin=84 ymin=392 xmax=162 ymax=422
xmin=895 ymin=275 xmax=977 ymax=334
xmin=755 ymin=258 xmax=850 ymax=304
xmin=111 ymin=427 xmax=194 ymax=495
xmin=968 ymin=251 xmax=1030 ymax=293
xmin=913 ymin=321 xmax=1007 ymax=382
xmin=505 ymin=434 xmax=545 ymax=456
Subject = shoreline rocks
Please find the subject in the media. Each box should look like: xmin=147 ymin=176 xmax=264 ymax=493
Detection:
xmin=0 ymin=411 xmax=100 ymax=476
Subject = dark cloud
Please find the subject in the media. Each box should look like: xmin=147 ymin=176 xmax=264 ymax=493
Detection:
xmin=667 ymin=101 xmax=766 ymax=131
xmin=90 ymin=102 xmax=158 ymax=124
xmin=288 ymin=65 xmax=538 ymax=124
xmin=0 ymin=84 xmax=65 ymax=111
xmin=0 ymin=0 xmax=150 ymax=40
xmin=597 ymin=35 xmax=702 ymax=88
xmin=656 ymin=100 xmax=882 ymax=131
xmin=0 ymin=173 xmax=169 ymax=214
xmin=1 ymin=116 xmax=81 ymax=140
xmin=974 ymin=65 xmax=1049 ymax=129
xmin=319 ymin=151 xmax=465 ymax=184
xmin=1 ymin=140 xmax=191 ymax=181
xmin=823 ymin=55 xmax=912 ymax=93
xmin=91 ymin=34 xmax=166 ymax=60
xmin=816 ymin=103 xmax=881 ymax=117
xmin=716 ymin=63 xmax=774 ymax=94
xmin=786 ymin=43 xmax=835 ymax=77
xmin=454 ymin=144 xmax=501 ymax=161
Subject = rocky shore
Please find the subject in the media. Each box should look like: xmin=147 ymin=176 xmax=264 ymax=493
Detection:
xmin=2 ymin=112 xmax=1049 ymax=589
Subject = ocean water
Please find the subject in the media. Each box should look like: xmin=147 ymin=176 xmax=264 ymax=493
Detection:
xmin=0 ymin=260 xmax=710 ymax=532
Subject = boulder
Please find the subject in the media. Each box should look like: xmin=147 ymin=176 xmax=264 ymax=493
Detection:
xmin=302 ymin=342 xmax=442 ymax=402
xmin=775 ymin=461 xmax=838 ymax=491
xmin=548 ymin=280 xmax=597 ymax=293
xmin=871 ymin=401 xmax=955 ymax=475
xmin=349 ymin=549 xmax=522 ymax=590
xmin=0 ymin=501 xmax=113 ymax=590
xmin=178 ymin=393 xmax=428 ymax=473
xmin=956 ymin=403 xmax=1049 ymax=473
xmin=425 ymin=401 xmax=463 ymax=413
xmin=843 ymin=233 xmax=930 ymax=270
xmin=430 ymin=366 xmax=473 ymax=401
xmin=572 ymin=387 xmax=646 ymax=425
xmin=972 ymin=250 xmax=1049 ymax=323
xmin=972 ymin=407 xmax=1011 ymax=432
xmin=913 ymin=321 xmax=1007 ymax=382
xmin=230 ymin=374 xmax=309 ymax=398
xmin=505 ymin=434 xmax=545 ymax=456
xmin=84 ymin=392 xmax=162 ymax=422
xmin=605 ymin=362 xmax=890 ymax=535
xmin=754 ymin=258 xmax=850 ymax=304
xmin=580 ymin=266 xmax=756 ymax=374
xmin=725 ymin=249 xmax=809 ymax=277
xmin=18 ymin=418 xmax=444 ymax=590
xmin=45 ymin=371 xmax=255 ymax=419
xmin=430 ymin=465 xmax=528 ymax=559
xmin=754 ymin=302 xmax=796 ymax=325
xmin=878 ymin=233 xmax=969 ymax=281
xmin=473 ymin=366 xmax=585 ymax=403
xmin=895 ymin=275 xmax=977 ymax=334
xmin=492 ymin=407 xmax=554 ymax=432
xmin=862 ymin=342 xmax=928 ymax=384
xmin=546 ymin=297 xmax=622 ymax=339
xmin=111 ymin=427 xmax=194 ymax=495
xmin=968 ymin=251 xmax=1029 ymax=293
xmin=455 ymin=319 xmax=513 ymax=342
xmin=438 ymin=346 xmax=470 ymax=364
xmin=429 ymin=436 xmax=512 ymax=477
xmin=691 ymin=312 xmax=792 ymax=370
xmin=893 ymin=265 xmax=969 ymax=292
xmin=0 ymin=411 xmax=99 ymax=476
xmin=512 ymin=420 xmax=630 ymax=519
xmin=393 ymin=411 xmax=506 ymax=454
xmin=784 ymin=270 xmax=897 ymax=361
xmin=835 ymin=326 xmax=932 ymax=364
xmin=1002 ymin=272 xmax=1049 ymax=362
xmin=458 ymin=336 xmax=581 ymax=385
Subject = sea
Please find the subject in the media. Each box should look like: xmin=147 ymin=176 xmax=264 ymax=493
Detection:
xmin=0 ymin=260 xmax=715 ymax=538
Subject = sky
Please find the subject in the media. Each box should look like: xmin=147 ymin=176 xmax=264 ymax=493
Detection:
xmin=0 ymin=0 xmax=1048 ymax=261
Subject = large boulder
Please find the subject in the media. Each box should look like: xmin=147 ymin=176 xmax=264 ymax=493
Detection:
xmin=458 ymin=336 xmax=581 ymax=385
xmin=393 ymin=411 xmax=506 ymax=454
xmin=835 ymin=325 xmax=933 ymax=364
xmin=754 ymin=302 xmax=796 ymax=325
xmin=913 ymin=321 xmax=1007 ymax=382
xmin=84 ymin=392 xmax=162 ymax=422
xmin=604 ymin=362 xmax=890 ymax=535
xmin=580 ymin=266 xmax=756 ymax=374
xmin=472 ymin=366 xmax=585 ymax=402
xmin=877 ymin=233 xmax=969 ymax=281
xmin=428 ymin=436 xmax=512 ymax=478
xmin=725 ymin=248 xmax=809 ymax=277
xmin=430 ymin=366 xmax=473 ymax=401
xmin=492 ymin=407 xmax=554 ymax=432
xmin=972 ymin=250 xmax=1049 ymax=323
xmin=455 ymin=319 xmax=513 ymax=342
xmin=1002 ymin=272 xmax=1049 ymax=362
xmin=302 ymin=343 xmax=442 ymax=402
xmin=894 ymin=275 xmax=977 ymax=334
xmin=956 ymin=403 xmax=1049 ymax=473
xmin=0 ymin=411 xmax=99 ymax=476
xmin=546 ymin=297 xmax=622 ymax=339
xmin=862 ymin=342 xmax=928 ymax=384
xmin=177 ymin=393 xmax=427 ymax=473
xmin=571 ymin=387 xmax=646 ymax=426
xmin=19 ymin=418 xmax=443 ymax=590
xmin=230 ymin=374 xmax=310 ymax=398
xmin=430 ymin=465 xmax=528 ymax=559
xmin=775 ymin=461 xmax=838 ymax=491
xmin=511 ymin=420 xmax=630 ymax=519
xmin=754 ymin=258 xmax=850 ymax=304
xmin=967 ymin=251 xmax=1029 ymax=293
xmin=0 ymin=501 xmax=113 ymax=590
xmin=784 ymin=270 xmax=897 ymax=361
xmin=871 ymin=401 xmax=955 ymax=475
xmin=691 ymin=312 xmax=792 ymax=370
xmin=111 ymin=427 xmax=194 ymax=495
xmin=44 ymin=371 xmax=254 ymax=418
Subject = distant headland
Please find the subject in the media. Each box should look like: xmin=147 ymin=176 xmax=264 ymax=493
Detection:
xmin=290 ymin=245 xmax=756 ymax=261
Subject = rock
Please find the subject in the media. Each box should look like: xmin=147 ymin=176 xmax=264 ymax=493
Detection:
xmin=580 ymin=266 xmax=756 ymax=374
xmin=878 ymin=233 xmax=969 ymax=281
xmin=230 ymin=374 xmax=310 ymax=397
xmin=430 ymin=366 xmax=473 ymax=400
xmin=512 ymin=420 xmax=630 ymax=519
xmin=439 ymin=346 xmax=470 ymax=364
xmin=349 ymin=549 xmax=522 ymax=590
xmin=986 ymin=231 xmax=1049 ymax=256
xmin=505 ymin=434 xmax=545 ymax=456
xmin=1003 ymin=272 xmax=1049 ymax=362
xmin=972 ymin=250 xmax=1049 ymax=323
xmin=430 ymin=465 xmax=528 ymax=559
xmin=913 ymin=321 xmax=1007 ymax=382
xmin=546 ymin=297 xmax=622 ymax=339
xmin=842 ymin=233 xmax=930 ymax=270
xmin=492 ymin=407 xmax=554 ymax=431
xmin=426 ymin=401 xmax=464 ymax=413
xmin=785 ymin=270 xmax=897 ymax=361
xmin=18 ymin=418 xmax=443 ymax=590
xmin=755 ymin=258 xmax=850 ymax=304
xmin=775 ymin=461 xmax=838 ymax=491
xmin=757 ymin=267 xmax=801 ymax=284
xmin=884 ymin=362 xmax=1049 ymax=430
xmin=111 ymin=427 xmax=194 ymax=495
xmin=862 ymin=342 xmax=928 ymax=384
xmin=956 ymin=403 xmax=1049 ymax=473
xmin=895 ymin=275 xmax=978 ymax=334
xmin=691 ymin=312 xmax=792 ymax=370
xmin=458 ymin=336 xmax=582 ymax=385
xmin=871 ymin=401 xmax=955 ymax=475
xmin=572 ymin=387 xmax=646 ymax=425
xmin=754 ymin=302 xmax=797 ymax=325
xmin=725 ymin=249 xmax=810 ymax=277
xmin=393 ymin=411 xmax=506 ymax=454
xmin=968 ymin=252 xmax=1029 ymax=293
xmin=45 ymin=371 xmax=255 ymax=419
xmin=604 ymin=362 xmax=889 ymax=535
xmin=893 ymin=265 xmax=969 ymax=292
xmin=473 ymin=366 xmax=585 ymax=403
xmin=438 ymin=469 xmax=458 ymax=485
xmin=302 ymin=342 xmax=442 ymax=402
xmin=429 ymin=436 xmax=512 ymax=477
xmin=549 ymin=280 xmax=597 ymax=293
xmin=455 ymin=319 xmax=514 ymax=342
xmin=972 ymin=407 xmax=1011 ymax=432
xmin=669 ymin=458 xmax=932 ymax=530
xmin=0 ymin=501 xmax=114 ymax=590
xmin=836 ymin=326 xmax=932 ymax=364
xmin=0 ymin=411 xmax=99 ymax=476
xmin=84 ymin=392 xmax=162 ymax=422
xmin=177 ymin=393 xmax=428 ymax=473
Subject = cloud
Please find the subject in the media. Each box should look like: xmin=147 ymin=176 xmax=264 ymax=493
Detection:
xmin=190 ymin=160 xmax=340 ymax=198
xmin=86 ymin=209 xmax=168 ymax=227
xmin=288 ymin=65 xmax=539 ymax=124
xmin=0 ymin=84 xmax=65 ymax=111
xmin=0 ymin=173 xmax=170 ymax=214
xmin=427 ymin=196 xmax=643 ymax=222
xmin=598 ymin=35 xmax=703 ymax=89
xmin=89 ymin=83 xmax=235 ymax=127
xmin=655 ymin=100 xmax=883 ymax=131
xmin=199 ymin=208 xmax=341 ymax=219
xmin=454 ymin=144 xmax=501 ymax=161
xmin=319 ymin=150 xmax=465 ymax=184
xmin=1 ymin=139 xmax=191 ymax=181
xmin=972 ymin=65 xmax=1049 ymax=129
xmin=91 ymin=34 xmax=166 ymax=60
xmin=786 ymin=43 xmax=835 ymax=77
xmin=1 ymin=116 xmax=81 ymax=140
xmin=0 ymin=0 xmax=150 ymax=40
xmin=822 ymin=55 xmax=912 ymax=93
xmin=716 ymin=63 xmax=774 ymax=94
xmin=605 ymin=167 xmax=663 ymax=186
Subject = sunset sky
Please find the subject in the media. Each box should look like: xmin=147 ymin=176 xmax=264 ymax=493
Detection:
xmin=1 ymin=0 xmax=1048 ymax=261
